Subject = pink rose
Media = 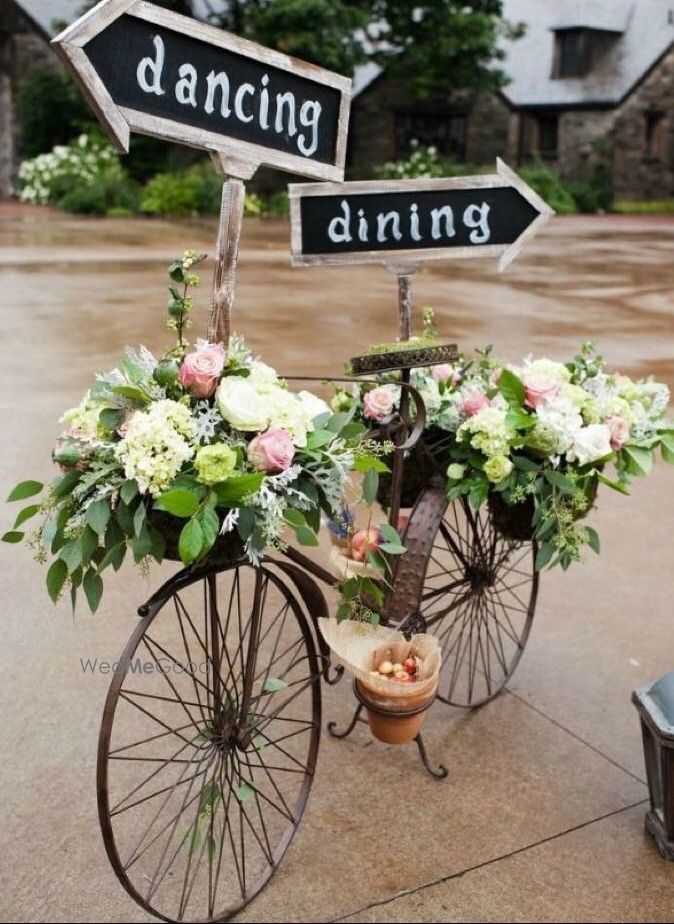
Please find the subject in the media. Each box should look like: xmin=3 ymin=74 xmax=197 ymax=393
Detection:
xmin=178 ymin=343 xmax=226 ymax=398
xmin=432 ymin=364 xmax=460 ymax=386
xmin=461 ymin=393 xmax=490 ymax=417
xmin=349 ymin=527 xmax=382 ymax=563
xmin=248 ymin=427 xmax=295 ymax=473
xmin=524 ymin=374 xmax=560 ymax=409
xmin=607 ymin=416 xmax=630 ymax=451
xmin=363 ymin=386 xmax=396 ymax=422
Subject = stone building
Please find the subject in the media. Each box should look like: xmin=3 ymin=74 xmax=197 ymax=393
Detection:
xmin=0 ymin=0 xmax=81 ymax=198
xmin=349 ymin=0 xmax=674 ymax=201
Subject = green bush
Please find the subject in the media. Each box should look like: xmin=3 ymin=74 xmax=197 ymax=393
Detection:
xmin=613 ymin=200 xmax=674 ymax=214
xmin=140 ymin=162 xmax=222 ymax=216
xmin=266 ymin=190 xmax=290 ymax=218
xmin=55 ymin=175 xmax=140 ymax=216
xmin=15 ymin=67 xmax=92 ymax=159
xmin=517 ymin=163 xmax=578 ymax=215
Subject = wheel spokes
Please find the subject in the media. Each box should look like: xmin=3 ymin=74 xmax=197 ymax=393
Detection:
xmin=100 ymin=563 xmax=320 ymax=922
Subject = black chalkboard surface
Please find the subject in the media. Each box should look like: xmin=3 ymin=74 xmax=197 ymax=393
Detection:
xmin=84 ymin=13 xmax=342 ymax=164
xmin=298 ymin=187 xmax=538 ymax=255
xmin=289 ymin=166 xmax=554 ymax=269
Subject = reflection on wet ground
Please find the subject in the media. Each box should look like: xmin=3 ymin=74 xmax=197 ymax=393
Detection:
xmin=1 ymin=206 xmax=673 ymax=400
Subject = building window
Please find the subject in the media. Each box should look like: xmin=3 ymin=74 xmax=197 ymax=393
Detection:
xmin=395 ymin=111 xmax=467 ymax=160
xmin=519 ymin=112 xmax=559 ymax=161
xmin=644 ymin=110 xmax=665 ymax=160
xmin=553 ymin=29 xmax=590 ymax=78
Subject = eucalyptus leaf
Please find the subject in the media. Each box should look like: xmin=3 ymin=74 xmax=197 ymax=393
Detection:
xmin=86 ymin=498 xmax=111 ymax=536
xmin=214 ymin=474 xmax=264 ymax=507
xmin=154 ymin=488 xmax=199 ymax=518
xmin=46 ymin=558 xmax=68 ymax=603
xmin=179 ymin=518 xmax=204 ymax=564
xmin=83 ymin=568 xmax=103 ymax=614
xmin=295 ymin=525 xmax=319 ymax=547
xmin=7 ymin=480 xmax=43 ymax=502
xmin=362 ymin=469 xmax=379 ymax=505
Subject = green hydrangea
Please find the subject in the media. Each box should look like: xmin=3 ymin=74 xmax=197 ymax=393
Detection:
xmin=194 ymin=443 xmax=237 ymax=485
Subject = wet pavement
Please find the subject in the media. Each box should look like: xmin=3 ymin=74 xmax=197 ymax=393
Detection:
xmin=1 ymin=205 xmax=674 ymax=922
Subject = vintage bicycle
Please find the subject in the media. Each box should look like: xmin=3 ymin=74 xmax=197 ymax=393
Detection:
xmin=96 ymin=343 xmax=538 ymax=923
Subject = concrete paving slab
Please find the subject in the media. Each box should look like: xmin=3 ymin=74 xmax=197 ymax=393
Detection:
xmin=1 ymin=210 xmax=673 ymax=923
xmin=340 ymin=804 xmax=672 ymax=923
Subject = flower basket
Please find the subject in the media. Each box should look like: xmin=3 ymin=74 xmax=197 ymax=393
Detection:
xmin=487 ymin=492 xmax=537 ymax=542
xmin=488 ymin=476 xmax=599 ymax=543
xmin=147 ymin=509 xmax=245 ymax=564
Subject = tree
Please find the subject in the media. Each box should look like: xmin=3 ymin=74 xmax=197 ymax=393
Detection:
xmin=368 ymin=1 xmax=524 ymax=98
xmin=212 ymin=0 xmax=370 ymax=77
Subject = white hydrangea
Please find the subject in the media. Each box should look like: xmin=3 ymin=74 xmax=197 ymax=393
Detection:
xmin=116 ymin=400 xmax=195 ymax=496
xmin=534 ymin=395 xmax=584 ymax=454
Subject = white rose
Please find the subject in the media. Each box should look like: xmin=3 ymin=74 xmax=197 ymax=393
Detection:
xmin=523 ymin=357 xmax=571 ymax=384
xmin=297 ymin=390 xmax=331 ymax=424
xmin=568 ymin=424 xmax=613 ymax=466
xmin=216 ymin=377 xmax=270 ymax=431
xmin=248 ymin=360 xmax=279 ymax=389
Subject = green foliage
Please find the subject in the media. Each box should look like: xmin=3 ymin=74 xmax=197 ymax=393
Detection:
xmin=369 ymin=0 xmax=522 ymax=98
xmin=517 ymin=163 xmax=578 ymax=215
xmin=613 ymin=200 xmax=674 ymax=214
xmin=221 ymin=0 xmax=370 ymax=76
xmin=140 ymin=162 xmax=223 ymax=216
xmin=56 ymin=174 xmax=140 ymax=216
xmin=15 ymin=67 xmax=92 ymax=159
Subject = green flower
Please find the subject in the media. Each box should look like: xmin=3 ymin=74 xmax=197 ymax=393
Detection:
xmin=524 ymin=422 xmax=559 ymax=458
xmin=447 ymin=463 xmax=465 ymax=480
xmin=484 ymin=455 xmax=514 ymax=484
xmin=194 ymin=443 xmax=238 ymax=485
xmin=331 ymin=389 xmax=353 ymax=413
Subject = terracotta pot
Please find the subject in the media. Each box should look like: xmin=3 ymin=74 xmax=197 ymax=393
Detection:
xmin=355 ymin=677 xmax=438 ymax=745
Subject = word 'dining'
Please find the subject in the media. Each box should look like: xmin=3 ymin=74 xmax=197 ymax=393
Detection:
xmin=327 ymin=198 xmax=491 ymax=246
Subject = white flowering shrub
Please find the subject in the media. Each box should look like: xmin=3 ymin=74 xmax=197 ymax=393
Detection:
xmin=374 ymin=140 xmax=451 ymax=180
xmin=17 ymin=134 xmax=124 ymax=206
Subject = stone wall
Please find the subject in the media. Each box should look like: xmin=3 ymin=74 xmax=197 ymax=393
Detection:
xmin=347 ymin=78 xmax=511 ymax=175
xmin=0 ymin=2 xmax=61 ymax=198
xmin=613 ymin=44 xmax=674 ymax=200
xmin=349 ymin=46 xmax=674 ymax=202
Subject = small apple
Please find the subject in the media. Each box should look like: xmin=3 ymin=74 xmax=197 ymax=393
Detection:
xmin=377 ymin=660 xmax=394 ymax=675
xmin=403 ymin=658 xmax=417 ymax=675
xmin=349 ymin=527 xmax=382 ymax=562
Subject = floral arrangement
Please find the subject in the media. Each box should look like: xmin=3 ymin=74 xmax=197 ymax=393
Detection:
xmin=341 ymin=328 xmax=674 ymax=570
xmin=17 ymin=133 xmax=123 ymax=206
xmin=3 ymin=252 xmax=393 ymax=613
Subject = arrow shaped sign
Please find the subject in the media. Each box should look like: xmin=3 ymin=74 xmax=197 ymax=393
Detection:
xmin=289 ymin=159 xmax=554 ymax=271
xmin=52 ymin=0 xmax=351 ymax=181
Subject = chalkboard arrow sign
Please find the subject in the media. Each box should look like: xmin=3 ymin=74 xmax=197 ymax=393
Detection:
xmin=52 ymin=0 xmax=351 ymax=181
xmin=289 ymin=160 xmax=554 ymax=271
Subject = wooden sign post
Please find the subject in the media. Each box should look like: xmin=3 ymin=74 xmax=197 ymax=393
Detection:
xmin=289 ymin=161 xmax=554 ymax=339
xmin=53 ymin=0 xmax=351 ymax=345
